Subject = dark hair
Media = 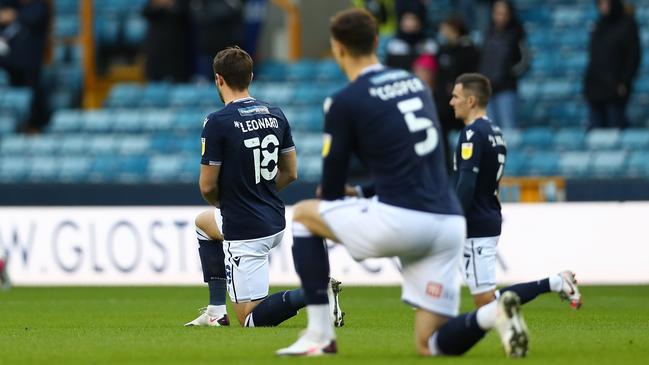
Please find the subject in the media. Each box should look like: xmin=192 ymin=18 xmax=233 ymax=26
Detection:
xmin=490 ymin=0 xmax=524 ymax=33
xmin=212 ymin=46 xmax=253 ymax=91
xmin=330 ymin=8 xmax=378 ymax=57
xmin=442 ymin=15 xmax=469 ymax=37
xmin=455 ymin=73 xmax=492 ymax=107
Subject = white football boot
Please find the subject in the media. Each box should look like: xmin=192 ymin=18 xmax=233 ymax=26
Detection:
xmin=184 ymin=307 xmax=230 ymax=327
xmin=276 ymin=334 xmax=337 ymax=356
xmin=558 ymin=270 xmax=582 ymax=309
xmin=495 ymin=291 xmax=529 ymax=358
xmin=328 ymin=278 xmax=345 ymax=327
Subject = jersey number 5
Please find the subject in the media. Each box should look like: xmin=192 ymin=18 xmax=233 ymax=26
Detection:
xmin=397 ymin=97 xmax=439 ymax=156
xmin=244 ymin=135 xmax=279 ymax=184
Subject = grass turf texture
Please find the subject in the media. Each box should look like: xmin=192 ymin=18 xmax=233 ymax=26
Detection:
xmin=1 ymin=286 xmax=648 ymax=364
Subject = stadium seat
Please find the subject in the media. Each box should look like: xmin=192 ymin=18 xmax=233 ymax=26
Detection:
xmin=115 ymin=155 xmax=149 ymax=182
xmin=586 ymin=128 xmax=620 ymax=150
xmin=49 ymin=110 xmax=82 ymax=132
xmin=54 ymin=15 xmax=79 ymax=38
xmin=140 ymin=83 xmax=171 ymax=108
xmin=173 ymin=109 xmax=206 ymax=132
xmin=287 ymin=60 xmax=319 ymax=81
xmin=558 ymin=151 xmax=591 ymax=177
xmin=501 ymin=129 xmax=522 ymax=150
xmin=113 ymin=110 xmax=143 ymax=132
xmin=619 ymin=129 xmax=649 ymax=150
xmin=0 ymin=135 xmax=28 ymax=155
xmin=95 ymin=15 xmax=120 ymax=46
xmin=521 ymin=127 xmax=553 ymax=149
xmin=504 ymin=151 xmax=527 ymax=176
xmin=0 ymin=115 xmax=16 ymax=135
xmin=589 ymin=151 xmax=627 ymax=177
xmin=117 ymin=136 xmax=151 ymax=155
xmin=298 ymin=156 xmax=322 ymax=182
xmin=169 ymin=85 xmax=200 ymax=108
xmin=124 ymin=15 xmax=147 ymax=45
xmin=142 ymin=110 xmax=174 ymax=131
xmin=147 ymin=154 xmax=185 ymax=182
xmin=60 ymin=135 xmax=90 ymax=155
xmin=29 ymin=157 xmax=60 ymax=181
xmin=88 ymin=136 xmax=118 ymax=155
xmin=58 ymin=156 xmax=93 ymax=182
xmin=0 ymin=156 xmax=29 ymax=181
xmin=627 ymin=151 xmax=649 ymax=177
xmin=26 ymin=135 xmax=60 ymax=155
xmin=82 ymin=111 xmax=112 ymax=132
xmin=106 ymin=84 xmax=142 ymax=108
xmin=315 ymin=60 xmax=345 ymax=82
xmin=553 ymin=128 xmax=586 ymax=150
xmin=526 ymin=151 xmax=560 ymax=176
xmin=296 ymin=134 xmax=323 ymax=157
xmin=255 ymin=61 xmax=288 ymax=81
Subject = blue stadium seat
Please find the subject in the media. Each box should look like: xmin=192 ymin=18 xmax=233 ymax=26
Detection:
xmin=88 ymin=136 xmax=118 ymax=154
xmin=501 ymin=129 xmax=522 ymax=150
xmin=49 ymin=110 xmax=82 ymax=132
xmin=124 ymin=15 xmax=147 ymax=45
xmin=504 ymin=151 xmax=527 ymax=176
xmin=627 ymin=151 xmax=649 ymax=177
xmin=287 ymin=60 xmax=318 ymax=81
xmin=113 ymin=110 xmax=142 ymax=132
xmin=526 ymin=151 xmax=560 ymax=176
xmin=89 ymin=156 xmax=117 ymax=182
xmin=256 ymin=83 xmax=294 ymax=105
xmin=117 ymin=136 xmax=151 ymax=155
xmin=0 ymin=69 xmax=8 ymax=86
xmin=142 ymin=110 xmax=174 ymax=131
xmin=26 ymin=135 xmax=60 ymax=155
xmin=0 ymin=156 xmax=29 ymax=182
xmin=558 ymin=151 xmax=591 ymax=177
xmin=169 ymin=85 xmax=200 ymax=108
xmin=106 ymin=84 xmax=142 ymax=108
xmin=521 ymin=127 xmax=553 ymax=149
xmin=173 ymin=109 xmax=206 ymax=132
xmin=152 ymin=134 xmax=177 ymax=153
xmin=315 ymin=60 xmax=345 ymax=82
xmin=589 ymin=151 xmax=627 ymax=177
xmin=54 ymin=15 xmax=79 ymax=38
xmin=585 ymin=128 xmax=620 ymax=150
xmin=0 ymin=135 xmax=28 ymax=155
xmin=58 ymin=156 xmax=92 ymax=182
xmin=553 ymin=128 xmax=586 ymax=150
xmin=95 ymin=15 xmax=120 ymax=46
xmin=147 ymin=154 xmax=182 ymax=181
xmin=60 ymin=135 xmax=90 ymax=155
xmin=140 ymin=83 xmax=171 ymax=108
xmin=619 ymin=129 xmax=649 ymax=150
xmin=256 ymin=61 xmax=288 ymax=81
xmin=29 ymin=157 xmax=60 ymax=181
xmin=0 ymin=115 xmax=16 ymax=135
xmin=298 ymin=156 xmax=322 ymax=182
xmin=115 ymin=155 xmax=148 ymax=182
xmin=82 ymin=111 xmax=112 ymax=132
xmin=295 ymin=134 xmax=322 ymax=156
xmin=0 ymin=88 xmax=32 ymax=120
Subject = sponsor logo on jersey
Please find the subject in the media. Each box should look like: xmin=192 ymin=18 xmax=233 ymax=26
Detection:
xmin=201 ymin=138 xmax=206 ymax=156
xmin=322 ymin=133 xmax=332 ymax=157
xmin=237 ymin=105 xmax=270 ymax=116
xmin=461 ymin=142 xmax=473 ymax=160
xmin=323 ymin=97 xmax=333 ymax=114
xmin=203 ymin=117 xmax=208 ymax=128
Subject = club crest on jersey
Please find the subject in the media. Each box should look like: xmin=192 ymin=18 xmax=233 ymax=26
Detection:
xmin=461 ymin=142 xmax=473 ymax=160
xmin=322 ymin=133 xmax=332 ymax=157
xmin=201 ymin=138 xmax=206 ymax=156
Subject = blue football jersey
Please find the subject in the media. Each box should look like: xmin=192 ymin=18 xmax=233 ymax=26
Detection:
xmin=453 ymin=117 xmax=507 ymax=237
xmin=320 ymin=65 xmax=462 ymax=215
xmin=201 ymin=97 xmax=295 ymax=240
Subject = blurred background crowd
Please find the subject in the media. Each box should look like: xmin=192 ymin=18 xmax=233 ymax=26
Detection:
xmin=0 ymin=0 xmax=648 ymax=203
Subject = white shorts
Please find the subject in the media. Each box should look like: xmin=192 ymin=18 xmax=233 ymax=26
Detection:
xmin=223 ymin=231 xmax=284 ymax=303
xmin=319 ymin=197 xmax=465 ymax=317
xmin=212 ymin=209 xmax=284 ymax=303
xmin=461 ymin=236 xmax=499 ymax=295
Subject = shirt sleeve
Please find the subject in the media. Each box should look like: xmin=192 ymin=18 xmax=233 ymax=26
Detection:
xmin=320 ymin=96 xmax=354 ymax=201
xmin=279 ymin=111 xmax=296 ymax=154
xmin=456 ymin=126 xmax=483 ymax=173
xmin=200 ymin=115 xmax=224 ymax=166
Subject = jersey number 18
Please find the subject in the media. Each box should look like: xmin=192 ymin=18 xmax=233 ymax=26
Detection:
xmin=244 ymin=135 xmax=279 ymax=184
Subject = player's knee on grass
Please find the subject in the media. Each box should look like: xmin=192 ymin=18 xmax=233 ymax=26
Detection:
xmin=473 ymin=291 xmax=497 ymax=308
xmin=195 ymin=210 xmax=223 ymax=241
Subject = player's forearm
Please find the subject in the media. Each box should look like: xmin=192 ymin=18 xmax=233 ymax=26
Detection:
xmin=200 ymin=185 xmax=220 ymax=207
xmin=275 ymin=170 xmax=297 ymax=191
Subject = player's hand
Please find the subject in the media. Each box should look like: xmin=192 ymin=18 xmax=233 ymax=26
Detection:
xmin=344 ymin=185 xmax=359 ymax=197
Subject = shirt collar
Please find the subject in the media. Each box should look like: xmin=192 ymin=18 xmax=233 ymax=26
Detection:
xmin=230 ymin=96 xmax=255 ymax=104
xmin=358 ymin=63 xmax=384 ymax=77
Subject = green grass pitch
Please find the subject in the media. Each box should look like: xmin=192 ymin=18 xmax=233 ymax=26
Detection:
xmin=1 ymin=286 xmax=648 ymax=364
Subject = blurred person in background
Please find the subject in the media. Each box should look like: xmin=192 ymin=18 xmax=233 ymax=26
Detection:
xmin=584 ymin=0 xmax=640 ymax=129
xmin=352 ymin=0 xmax=397 ymax=35
xmin=191 ymin=0 xmax=244 ymax=80
xmin=452 ymin=0 xmax=494 ymax=36
xmin=478 ymin=0 xmax=529 ymax=129
xmin=385 ymin=0 xmax=436 ymax=71
xmin=0 ymin=0 xmax=50 ymax=133
xmin=142 ymin=0 xmax=192 ymax=83
xmin=435 ymin=16 xmax=479 ymax=169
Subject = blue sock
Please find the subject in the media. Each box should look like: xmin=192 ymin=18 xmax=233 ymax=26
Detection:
xmin=197 ymin=239 xmax=226 ymax=306
xmin=208 ymin=280 xmax=226 ymax=306
xmin=246 ymin=289 xmax=306 ymax=327
xmin=498 ymin=278 xmax=550 ymax=305
xmin=291 ymin=222 xmax=329 ymax=305
xmin=433 ymin=312 xmax=486 ymax=355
